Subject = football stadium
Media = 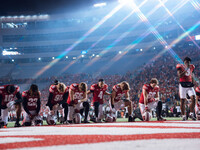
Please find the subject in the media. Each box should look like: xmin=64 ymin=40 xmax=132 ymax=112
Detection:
xmin=0 ymin=0 xmax=200 ymax=149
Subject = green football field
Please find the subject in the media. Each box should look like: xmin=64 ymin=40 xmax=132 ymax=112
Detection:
xmin=5 ymin=117 xmax=183 ymax=128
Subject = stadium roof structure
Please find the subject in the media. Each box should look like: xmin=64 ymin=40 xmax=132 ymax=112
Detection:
xmin=0 ymin=0 xmax=118 ymax=16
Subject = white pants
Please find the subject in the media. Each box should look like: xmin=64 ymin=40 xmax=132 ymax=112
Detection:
xmin=24 ymin=110 xmax=42 ymax=123
xmin=112 ymin=100 xmax=125 ymax=119
xmin=97 ymin=104 xmax=104 ymax=120
xmin=195 ymin=105 xmax=200 ymax=115
xmin=139 ymin=101 xmax=158 ymax=116
xmin=68 ymin=102 xmax=83 ymax=121
xmin=179 ymin=84 xmax=196 ymax=99
xmin=1 ymin=105 xmax=15 ymax=125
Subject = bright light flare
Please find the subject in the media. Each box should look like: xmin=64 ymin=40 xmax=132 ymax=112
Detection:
xmin=93 ymin=3 xmax=107 ymax=8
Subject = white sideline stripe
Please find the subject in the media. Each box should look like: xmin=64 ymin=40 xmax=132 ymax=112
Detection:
xmin=0 ymin=137 xmax=43 ymax=144
xmin=11 ymin=139 xmax=200 ymax=150
xmin=0 ymin=126 xmax=199 ymax=136
xmin=78 ymin=122 xmax=200 ymax=127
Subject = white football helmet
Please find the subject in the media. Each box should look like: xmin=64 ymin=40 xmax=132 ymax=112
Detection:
xmin=142 ymin=111 xmax=152 ymax=121
xmin=74 ymin=113 xmax=81 ymax=124
xmin=46 ymin=114 xmax=57 ymax=125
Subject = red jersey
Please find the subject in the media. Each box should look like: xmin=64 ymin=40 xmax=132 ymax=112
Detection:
xmin=176 ymin=64 xmax=195 ymax=83
xmin=196 ymin=86 xmax=200 ymax=107
xmin=49 ymin=85 xmax=69 ymax=105
xmin=112 ymin=84 xmax=128 ymax=102
xmin=22 ymin=90 xmax=41 ymax=111
xmin=139 ymin=84 xmax=159 ymax=104
xmin=67 ymin=83 xmax=85 ymax=105
xmin=0 ymin=85 xmax=20 ymax=107
xmin=90 ymin=84 xmax=108 ymax=104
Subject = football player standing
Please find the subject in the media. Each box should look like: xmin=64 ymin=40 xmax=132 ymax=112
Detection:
xmin=176 ymin=57 xmax=196 ymax=121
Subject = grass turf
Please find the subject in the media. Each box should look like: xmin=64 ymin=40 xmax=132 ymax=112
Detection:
xmin=5 ymin=117 xmax=183 ymax=128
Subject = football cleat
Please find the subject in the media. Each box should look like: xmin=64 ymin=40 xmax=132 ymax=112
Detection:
xmin=63 ymin=120 xmax=70 ymax=125
xmin=128 ymin=116 xmax=133 ymax=122
xmin=0 ymin=121 xmax=4 ymax=128
xmin=189 ymin=114 xmax=196 ymax=121
xmin=83 ymin=119 xmax=90 ymax=123
xmin=157 ymin=117 xmax=166 ymax=121
xmin=182 ymin=116 xmax=187 ymax=121
xmin=14 ymin=122 xmax=22 ymax=127
xmin=96 ymin=118 xmax=102 ymax=123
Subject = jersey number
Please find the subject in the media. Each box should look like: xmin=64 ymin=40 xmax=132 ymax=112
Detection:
xmin=98 ymin=91 xmax=103 ymax=99
xmin=185 ymin=69 xmax=191 ymax=76
xmin=28 ymin=98 xmax=38 ymax=106
xmin=54 ymin=95 xmax=63 ymax=101
xmin=74 ymin=93 xmax=83 ymax=100
xmin=4 ymin=95 xmax=14 ymax=102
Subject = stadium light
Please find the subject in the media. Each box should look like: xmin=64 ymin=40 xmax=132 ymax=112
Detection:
xmin=93 ymin=3 xmax=107 ymax=8
xmin=12 ymin=59 xmax=14 ymax=62
xmin=66 ymin=56 xmax=68 ymax=59
xmin=26 ymin=15 xmax=31 ymax=19
xmin=195 ymin=35 xmax=200 ymax=40
xmin=52 ymin=57 xmax=55 ymax=60
xmin=119 ymin=51 xmax=122 ymax=54
xmin=32 ymin=15 xmax=37 ymax=19
xmin=38 ymin=57 xmax=41 ymax=60
xmin=140 ymin=48 xmax=143 ymax=51
xmin=96 ymin=55 xmax=100 ymax=57
xmin=92 ymin=54 xmax=95 ymax=57
xmin=153 ymin=47 xmax=156 ymax=50
xmin=118 ymin=0 xmax=134 ymax=5
xmin=81 ymin=55 xmax=85 ymax=58
xmin=19 ymin=15 xmax=24 ymax=18
xmin=2 ymin=50 xmax=21 ymax=56
xmin=73 ymin=57 xmax=76 ymax=60
xmin=81 ymin=50 xmax=87 ymax=55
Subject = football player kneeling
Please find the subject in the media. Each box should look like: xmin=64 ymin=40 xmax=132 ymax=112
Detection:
xmin=46 ymin=82 xmax=69 ymax=125
xmin=22 ymin=84 xmax=43 ymax=126
xmin=67 ymin=82 xmax=89 ymax=124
